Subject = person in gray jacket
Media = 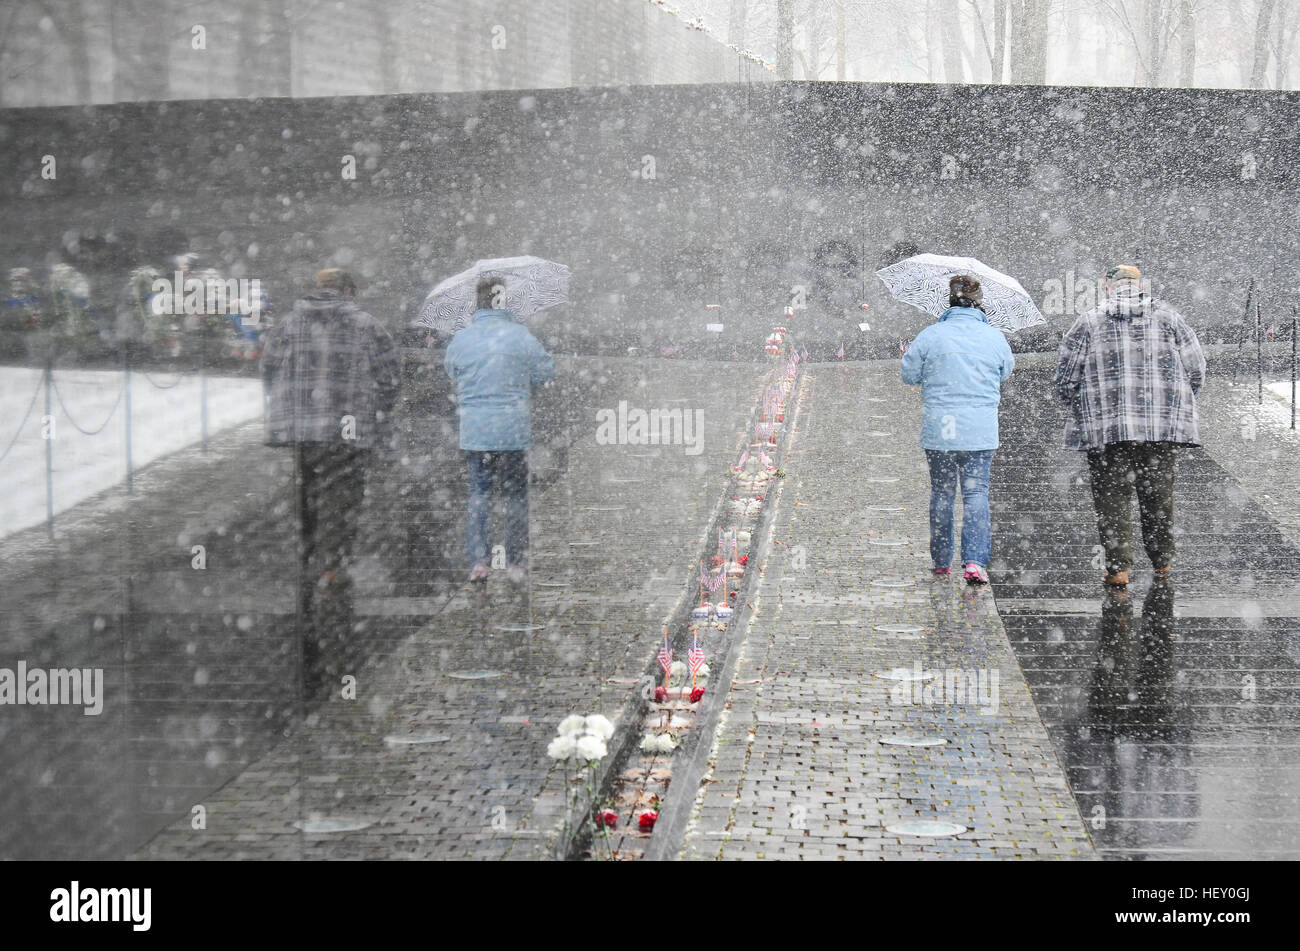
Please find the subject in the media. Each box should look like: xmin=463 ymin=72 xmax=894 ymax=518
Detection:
xmin=1053 ymin=265 xmax=1206 ymax=587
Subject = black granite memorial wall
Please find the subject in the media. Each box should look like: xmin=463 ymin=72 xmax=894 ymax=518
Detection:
xmin=2 ymin=81 xmax=1295 ymax=359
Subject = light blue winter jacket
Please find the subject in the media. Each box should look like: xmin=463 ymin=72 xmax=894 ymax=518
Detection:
xmin=899 ymin=305 xmax=1014 ymax=451
xmin=445 ymin=309 xmax=555 ymax=451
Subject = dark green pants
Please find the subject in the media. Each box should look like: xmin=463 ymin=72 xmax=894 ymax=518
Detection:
xmin=1086 ymin=441 xmax=1178 ymax=574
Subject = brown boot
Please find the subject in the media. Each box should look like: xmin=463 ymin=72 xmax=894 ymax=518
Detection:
xmin=1104 ymin=569 xmax=1129 ymax=587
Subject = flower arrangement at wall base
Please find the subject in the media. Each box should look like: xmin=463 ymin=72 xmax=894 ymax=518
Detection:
xmin=548 ymin=713 xmax=615 ymax=857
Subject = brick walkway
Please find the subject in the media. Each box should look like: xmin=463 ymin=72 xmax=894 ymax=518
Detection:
xmin=991 ymin=356 xmax=1300 ymax=860
xmin=13 ymin=349 xmax=1299 ymax=861
xmin=677 ymin=363 xmax=1094 ymax=860
xmin=133 ymin=359 xmax=765 ymax=859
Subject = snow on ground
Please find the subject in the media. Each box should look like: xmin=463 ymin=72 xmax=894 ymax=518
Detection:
xmin=1260 ymin=380 xmax=1300 ymax=431
xmin=0 ymin=367 xmax=262 ymax=538
xmin=1267 ymin=380 xmax=1299 ymax=407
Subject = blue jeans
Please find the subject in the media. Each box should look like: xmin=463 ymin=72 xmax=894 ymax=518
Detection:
xmin=465 ymin=450 xmax=529 ymax=568
xmin=925 ymin=449 xmax=994 ymax=570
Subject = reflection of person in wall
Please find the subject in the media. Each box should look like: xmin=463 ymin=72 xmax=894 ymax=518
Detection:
xmin=1075 ymin=578 xmax=1191 ymax=850
xmin=261 ymin=268 xmax=401 ymax=697
xmin=445 ymin=277 xmax=555 ymax=585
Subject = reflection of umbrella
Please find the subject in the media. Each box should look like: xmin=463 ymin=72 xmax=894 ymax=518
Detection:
xmin=414 ymin=256 xmax=569 ymax=334
xmin=875 ymin=253 xmax=1044 ymax=332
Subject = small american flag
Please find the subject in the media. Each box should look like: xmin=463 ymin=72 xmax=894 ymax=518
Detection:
xmin=688 ymin=630 xmax=706 ymax=676
xmin=835 ymin=340 xmax=846 ymax=361
xmin=657 ymin=632 xmax=673 ymax=681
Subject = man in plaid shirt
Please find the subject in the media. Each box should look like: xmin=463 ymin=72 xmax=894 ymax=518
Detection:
xmin=261 ymin=269 xmax=400 ymax=694
xmin=1053 ymin=265 xmax=1206 ymax=587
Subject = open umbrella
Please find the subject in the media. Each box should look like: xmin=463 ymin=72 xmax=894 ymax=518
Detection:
xmin=875 ymin=253 xmax=1044 ymax=332
xmin=414 ymin=256 xmax=569 ymax=334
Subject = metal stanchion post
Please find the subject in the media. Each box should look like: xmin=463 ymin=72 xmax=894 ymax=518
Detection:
xmin=1235 ymin=279 xmax=1254 ymax=384
xmin=1258 ymin=301 xmax=1263 ymax=405
xmin=123 ymin=347 xmax=133 ymax=494
xmin=44 ymin=358 xmax=54 ymax=539
xmin=200 ymin=356 xmax=209 ymax=453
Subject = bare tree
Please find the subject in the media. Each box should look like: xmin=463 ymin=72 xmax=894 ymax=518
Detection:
xmin=1250 ymin=0 xmax=1275 ymax=87
xmin=1271 ymin=0 xmax=1297 ymax=86
xmin=1179 ymin=0 xmax=1197 ymax=85
xmin=1008 ymin=0 xmax=1048 ymax=82
xmin=967 ymin=0 xmax=1009 ymax=81
xmin=992 ymin=0 xmax=1008 ymax=81
xmin=835 ymin=0 xmax=846 ymax=79
xmin=776 ymin=0 xmax=795 ymax=78
xmin=937 ymin=0 xmax=966 ymax=81
xmin=728 ymin=0 xmax=747 ymax=47
xmin=110 ymin=0 xmax=171 ymax=101
xmin=1093 ymin=0 xmax=1191 ymax=87
xmin=796 ymin=0 xmax=838 ymax=79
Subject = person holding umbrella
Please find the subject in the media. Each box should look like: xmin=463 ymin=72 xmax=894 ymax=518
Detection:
xmin=445 ymin=276 xmax=556 ymax=584
xmin=1053 ymin=265 xmax=1206 ymax=587
xmin=900 ymin=274 xmax=1015 ymax=584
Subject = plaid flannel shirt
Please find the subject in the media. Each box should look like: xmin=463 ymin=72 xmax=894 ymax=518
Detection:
xmin=261 ymin=291 xmax=401 ymax=450
xmin=1053 ymin=283 xmax=1206 ymax=451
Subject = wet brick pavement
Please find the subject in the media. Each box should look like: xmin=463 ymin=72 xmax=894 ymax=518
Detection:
xmin=131 ymin=358 xmax=764 ymax=859
xmin=676 ymin=363 xmax=1094 ymax=860
xmin=992 ymin=356 xmax=1300 ymax=860
xmin=9 ymin=350 xmax=1300 ymax=860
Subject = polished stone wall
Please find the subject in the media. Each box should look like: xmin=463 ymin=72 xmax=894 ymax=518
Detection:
xmin=2 ymin=81 xmax=1294 ymax=360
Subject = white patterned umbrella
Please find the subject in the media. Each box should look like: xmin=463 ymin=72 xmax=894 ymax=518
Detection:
xmin=414 ymin=256 xmax=570 ymax=334
xmin=875 ymin=253 xmax=1044 ymax=332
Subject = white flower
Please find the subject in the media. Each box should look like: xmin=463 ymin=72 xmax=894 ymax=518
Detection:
xmin=656 ymin=734 xmax=678 ymax=753
xmin=585 ymin=714 xmax=615 ymax=740
xmin=640 ymin=733 xmax=660 ymax=752
xmin=547 ymin=735 xmax=576 ymax=760
xmin=696 ymin=664 xmax=711 ymax=683
xmin=557 ymin=714 xmax=587 ymax=736
xmin=575 ymin=734 xmax=607 ymax=762
xmin=669 ymin=660 xmax=687 ymax=684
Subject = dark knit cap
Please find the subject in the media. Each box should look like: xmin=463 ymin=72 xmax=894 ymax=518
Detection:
xmin=949 ymin=274 xmax=983 ymax=308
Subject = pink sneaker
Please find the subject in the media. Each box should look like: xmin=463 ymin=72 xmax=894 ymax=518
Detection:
xmin=933 ymin=567 xmax=951 ymax=578
xmin=964 ymin=563 xmax=989 ymax=585
xmin=469 ymin=562 xmax=490 ymax=582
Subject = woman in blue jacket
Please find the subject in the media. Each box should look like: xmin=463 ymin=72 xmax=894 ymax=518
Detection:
xmin=900 ymin=275 xmax=1014 ymax=584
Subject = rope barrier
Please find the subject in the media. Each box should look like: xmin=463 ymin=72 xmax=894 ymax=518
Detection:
xmin=142 ymin=369 xmax=183 ymax=389
xmin=50 ymin=372 xmax=123 ymax=436
xmin=0 ymin=373 xmax=44 ymax=464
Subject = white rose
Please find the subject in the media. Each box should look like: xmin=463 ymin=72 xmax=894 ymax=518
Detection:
xmin=547 ymin=735 xmax=576 ymax=760
xmin=656 ymin=734 xmax=678 ymax=753
xmin=585 ymin=714 xmax=615 ymax=740
xmin=640 ymin=733 xmax=660 ymax=752
xmin=575 ymin=734 xmax=607 ymax=762
xmin=557 ymin=714 xmax=587 ymax=736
